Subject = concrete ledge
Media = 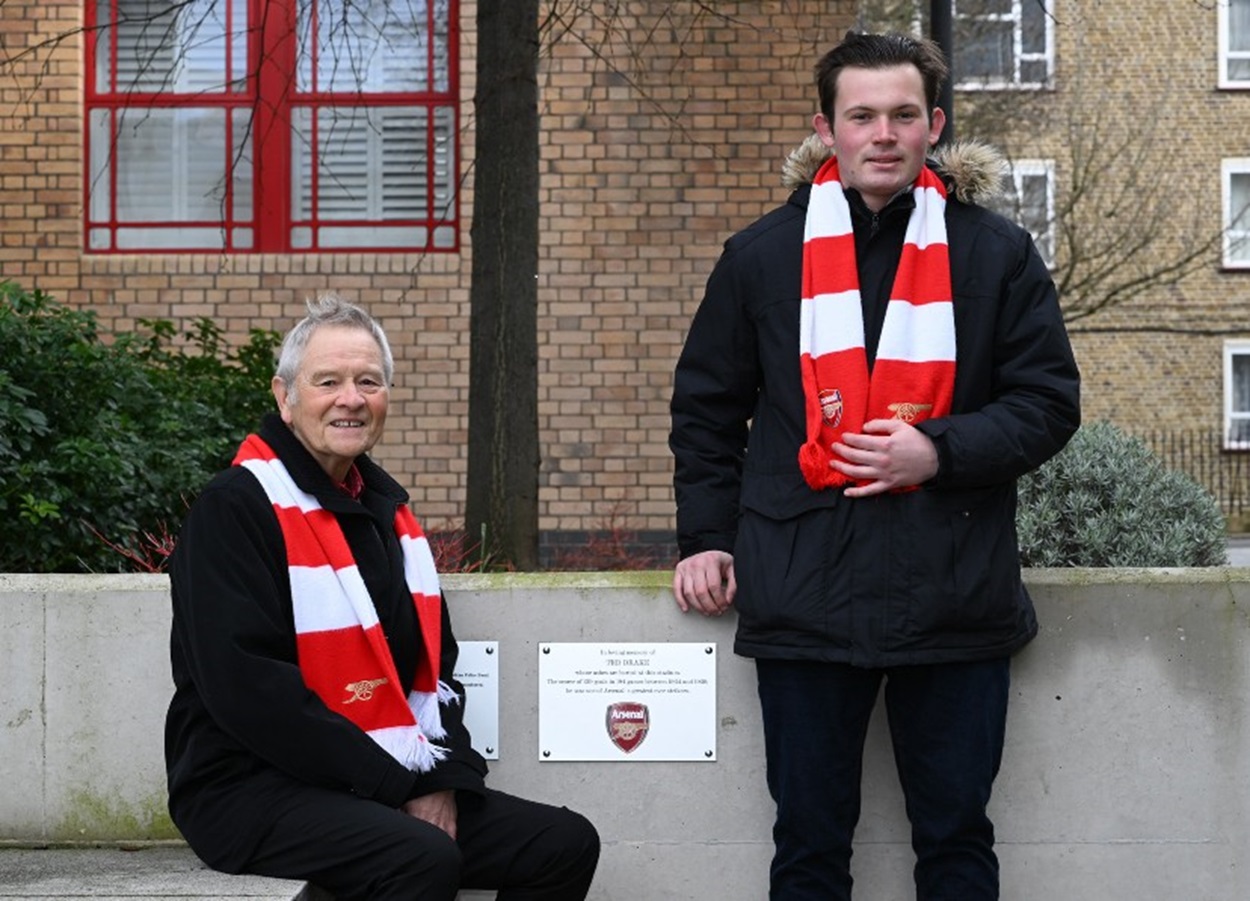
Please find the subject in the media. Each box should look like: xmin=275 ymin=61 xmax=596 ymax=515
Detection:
xmin=3 ymin=569 xmax=1250 ymax=899
xmin=0 ymin=846 xmax=498 ymax=900
xmin=0 ymin=846 xmax=301 ymax=899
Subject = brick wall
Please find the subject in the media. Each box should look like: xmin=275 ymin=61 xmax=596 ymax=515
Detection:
xmin=0 ymin=1 xmax=855 ymax=549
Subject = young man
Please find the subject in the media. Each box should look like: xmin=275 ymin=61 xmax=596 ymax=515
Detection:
xmin=670 ymin=31 xmax=1079 ymax=900
xmin=166 ymin=294 xmax=599 ymax=901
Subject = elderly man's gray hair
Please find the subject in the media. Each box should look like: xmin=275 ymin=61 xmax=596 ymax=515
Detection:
xmin=274 ymin=293 xmax=395 ymax=398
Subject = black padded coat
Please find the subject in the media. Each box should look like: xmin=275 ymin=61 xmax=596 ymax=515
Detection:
xmin=670 ymin=139 xmax=1081 ymax=667
xmin=165 ymin=414 xmax=487 ymax=872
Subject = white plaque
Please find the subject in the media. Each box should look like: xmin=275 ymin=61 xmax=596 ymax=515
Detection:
xmin=454 ymin=641 xmax=499 ymax=760
xmin=538 ymin=642 xmax=716 ymax=761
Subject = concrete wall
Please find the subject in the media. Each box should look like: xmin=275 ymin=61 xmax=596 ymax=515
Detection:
xmin=2 ymin=570 xmax=1249 ymax=900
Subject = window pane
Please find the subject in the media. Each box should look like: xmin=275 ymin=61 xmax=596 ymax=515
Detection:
xmin=1021 ymin=58 xmax=1048 ymax=85
xmin=318 ymin=224 xmax=424 ymax=248
xmin=1233 ymin=173 xmax=1250 ymax=215
xmin=291 ymin=106 xmax=313 ymax=221
xmin=116 ymin=226 xmax=227 ymax=249
xmin=1230 ymin=57 xmax=1250 ymax=82
xmin=956 ymin=20 xmax=1013 ymax=81
xmin=1235 ymin=354 xmax=1250 ymax=414
xmin=87 ymin=109 xmax=112 ymax=222
xmin=433 ymin=0 xmax=451 ymax=91
xmin=230 ymin=107 xmax=253 ymax=221
xmin=114 ymin=108 xmax=228 ymax=222
xmin=1019 ymin=174 xmax=1047 ymax=228
xmin=958 ymin=0 xmax=1011 ymax=15
xmin=433 ymin=224 xmax=455 ymax=247
xmin=317 ymin=107 xmax=382 ymax=220
xmin=1232 ymin=0 xmax=1250 ymax=53
xmin=433 ymin=105 xmax=456 ymax=214
xmin=106 ymin=0 xmax=234 ymax=93
xmin=298 ymin=0 xmax=431 ymax=93
xmin=294 ymin=105 xmax=434 ymax=222
xmin=1021 ymin=0 xmax=1046 ymax=54
xmin=1229 ymin=173 xmax=1250 ymax=260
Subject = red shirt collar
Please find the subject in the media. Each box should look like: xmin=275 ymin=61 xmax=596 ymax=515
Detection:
xmin=338 ymin=464 xmax=364 ymax=500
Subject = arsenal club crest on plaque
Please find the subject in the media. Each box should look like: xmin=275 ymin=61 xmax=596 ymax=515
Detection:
xmin=606 ymin=701 xmax=650 ymax=753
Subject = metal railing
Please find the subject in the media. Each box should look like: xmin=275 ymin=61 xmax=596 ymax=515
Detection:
xmin=1133 ymin=428 xmax=1250 ymax=519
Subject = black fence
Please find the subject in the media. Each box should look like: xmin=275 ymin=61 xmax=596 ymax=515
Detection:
xmin=1133 ymin=429 xmax=1250 ymax=520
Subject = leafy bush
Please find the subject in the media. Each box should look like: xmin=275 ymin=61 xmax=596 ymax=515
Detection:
xmin=0 ymin=282 xmax=279 ymax=572
xmin=1017 ymin=421 xmax=1228 ymax=567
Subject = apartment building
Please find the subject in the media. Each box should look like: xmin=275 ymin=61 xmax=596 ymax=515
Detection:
xmin=933 ymin=0 xmax=1250 ymax=518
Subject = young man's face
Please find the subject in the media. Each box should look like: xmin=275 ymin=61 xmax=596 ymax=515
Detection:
xmin=813 ymin=63 xmax=945 ymax=212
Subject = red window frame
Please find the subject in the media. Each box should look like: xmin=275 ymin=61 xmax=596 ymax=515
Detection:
xmin=83 ymin=0 xmax=460 ymax=254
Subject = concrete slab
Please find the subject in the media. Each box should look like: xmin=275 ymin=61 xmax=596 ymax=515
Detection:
xmin=0 ymin=589 xmax=44 ymax=836
xmin=0 ymin=846 xmax=302 ymax=899
xmin=44 ymin=586 xmax=175 ymax=842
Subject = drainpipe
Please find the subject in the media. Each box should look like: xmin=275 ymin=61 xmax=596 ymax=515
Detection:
xmin=930 ymin=0 xmax=955 ymax=146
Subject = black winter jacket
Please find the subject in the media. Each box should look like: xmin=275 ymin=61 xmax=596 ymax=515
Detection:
xmin=165 ymin=415 xmax=487 ymax=872
xmin=670 ymin=138 xmax=1081 ymax=667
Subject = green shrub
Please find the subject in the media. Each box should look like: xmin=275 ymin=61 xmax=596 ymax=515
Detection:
xmin=0 ymin=282 xmax=279 ymax=572
xmin=1017 ymin=421 xmax=1228 ymax=567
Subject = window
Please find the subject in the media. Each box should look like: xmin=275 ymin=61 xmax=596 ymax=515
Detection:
xmin=953 ymin=0 xmax=1052 ymax=89
xmin=84 ymin=0 xmax=458 ymax=254
xmin=1220 ymin=0 xmax=1250 ymax=87
xmin=988 ymin=159 xmax=1055 ymax=267
xmin=1225 ymin=341 xmax=1250 ymax=449
xmin=1222 ymin=159 xmax=1250 ymax=267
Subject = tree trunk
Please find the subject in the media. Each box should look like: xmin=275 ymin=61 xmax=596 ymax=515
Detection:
xmin=465 ymin=0 xmax=541 ymax=569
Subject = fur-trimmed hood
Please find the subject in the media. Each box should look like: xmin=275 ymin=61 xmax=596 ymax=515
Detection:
xmin=780 ymin=133 xmax=1007 ymax=205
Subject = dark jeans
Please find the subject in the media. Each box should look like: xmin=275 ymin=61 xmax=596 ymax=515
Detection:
xmin=755 ymin=657 xmax=1011 ymax=901
xmin=242 ymin=786 xmax=600 ymax=901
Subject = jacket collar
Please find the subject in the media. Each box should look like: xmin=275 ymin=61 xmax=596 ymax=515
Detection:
xmin=780 ymin=134 xmax=1008 ymax=205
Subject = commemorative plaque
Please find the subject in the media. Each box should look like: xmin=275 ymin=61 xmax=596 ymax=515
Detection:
xmin=453 ymin=640 xmax=499 ymax=759
xmin=538 ymin=642 xmax=716 ymax=761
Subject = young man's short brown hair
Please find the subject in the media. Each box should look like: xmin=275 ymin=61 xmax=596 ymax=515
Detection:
xmin=815 ymin=31 xmax=949 ymax=121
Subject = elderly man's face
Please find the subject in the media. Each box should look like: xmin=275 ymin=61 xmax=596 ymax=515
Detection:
xmin=272 ymin=324 xmax=389 ymax=482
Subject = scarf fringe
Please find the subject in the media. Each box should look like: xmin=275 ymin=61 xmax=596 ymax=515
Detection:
xmin=370 ymin=723 xmax=449 ymax=773
xmin=408 ymin=681 xmax=460 ymax=742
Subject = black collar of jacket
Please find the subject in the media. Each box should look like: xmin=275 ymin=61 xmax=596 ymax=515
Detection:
xmin=788 ymin=181 xmax=918 ymax=220
xmin=256 ymin=412 xmax=409 ymax=514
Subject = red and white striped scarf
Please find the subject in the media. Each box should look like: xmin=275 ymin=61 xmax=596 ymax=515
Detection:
xmin=797 ymin=157 xmax=956 ymax=490
xmin=234 ymin=434 xmax=453 ymax=773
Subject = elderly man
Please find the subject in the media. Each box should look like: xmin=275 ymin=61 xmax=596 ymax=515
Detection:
xmin=165 ymin=294 xmax=599 ymax=901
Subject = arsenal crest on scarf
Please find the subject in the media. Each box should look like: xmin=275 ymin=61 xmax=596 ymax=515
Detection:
xmin=797 ymin=157 xmax=956 ymax=491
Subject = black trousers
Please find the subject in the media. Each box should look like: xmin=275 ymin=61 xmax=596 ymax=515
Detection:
xmin=241 ymin=786 xmax=600 ymax=901
xmin=755 ymin=657 xmax=1011 ymax=901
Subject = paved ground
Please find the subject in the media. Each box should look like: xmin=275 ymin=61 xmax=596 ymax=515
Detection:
xmin=1229 ymin=535 xmax=1250 ymax=565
